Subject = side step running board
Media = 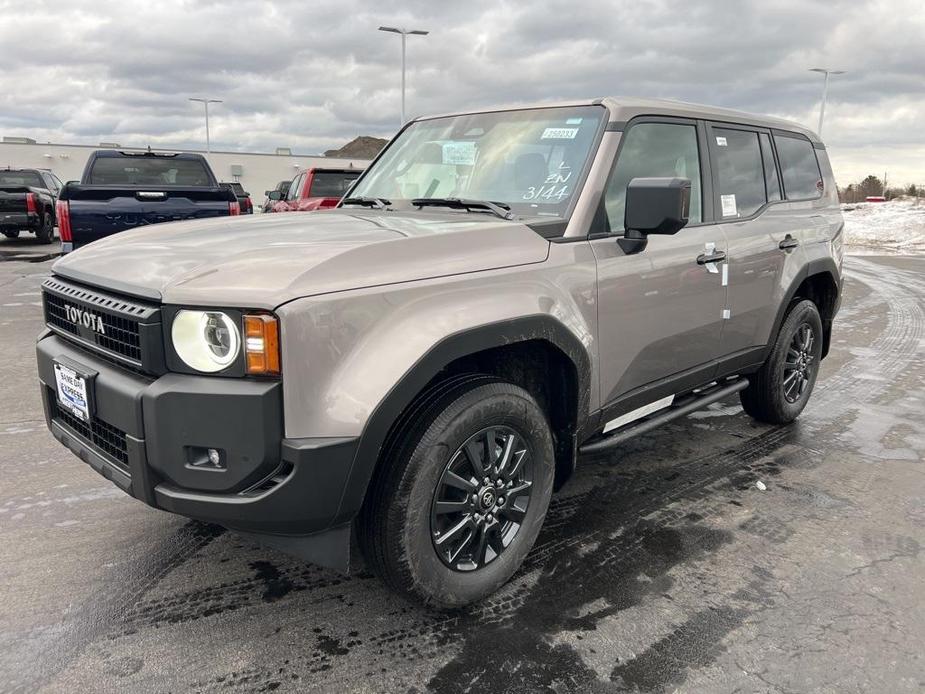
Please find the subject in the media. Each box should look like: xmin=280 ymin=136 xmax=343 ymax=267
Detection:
xmin=579 ymin=378 xmax=749 ymax=454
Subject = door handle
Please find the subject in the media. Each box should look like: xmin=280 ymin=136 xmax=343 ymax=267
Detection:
xmin=779 ymin=235 xmax=799 ymax=251
xmin=696 ymin=251 xmax=727 ymax=265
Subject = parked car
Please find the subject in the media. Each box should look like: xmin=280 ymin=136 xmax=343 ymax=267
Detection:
xmin=268 ymin=167 xmax=361 ymax=212
xmin=36 ymin=97 xmax=843 ymax=607
xmin=56 ymin=150 xmax=239 ymax=252
xmin=262 ymin=180 xmax=290 ymax=213
xmin=220 ymin=181 xmax=253 ymax=214
xmin=0 ymin=168 xmax=63 ymax=243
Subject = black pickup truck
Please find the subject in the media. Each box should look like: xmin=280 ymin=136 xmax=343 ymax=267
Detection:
xmin=0 ymin=168 xmax=63 ymax=243
xmin=57 ymin=150 xmax=239 ymax=252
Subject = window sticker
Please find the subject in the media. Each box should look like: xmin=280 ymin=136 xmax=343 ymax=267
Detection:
xmin=716 ymin=136 xmax=728 ymax=146
xmin=541 ymin=127 xmax=579 ymax=140
xmin=442 ymin=141 xmax=476 ymax=165
xmin=565 ymin=118 xmax=583 ymax=125
xmin=721 ymin=193 xmax=738 ymax=217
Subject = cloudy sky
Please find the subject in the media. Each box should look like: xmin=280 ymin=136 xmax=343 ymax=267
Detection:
xmin=0 ymin=0 xmax=922 ymax=185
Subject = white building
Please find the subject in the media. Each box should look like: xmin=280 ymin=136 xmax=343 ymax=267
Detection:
xmin=0 ymin=138 xmax=369 ymax=207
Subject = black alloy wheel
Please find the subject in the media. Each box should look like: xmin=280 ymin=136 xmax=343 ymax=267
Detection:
xmin=430 ymin=426 xmax=533 ymax=571
xmin=782 ymin=322 xmax=816 ymax=403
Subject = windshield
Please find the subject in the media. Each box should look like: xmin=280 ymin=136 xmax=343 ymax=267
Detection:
xmin=86 ymin=156 xmax=213 ymax=186
xmin=349 ymin=105 xmax=605 ymax=217
xmin=0 ymin=171 xmax=43 ymax=188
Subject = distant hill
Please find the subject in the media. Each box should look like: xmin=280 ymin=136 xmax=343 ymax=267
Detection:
xmin=325 ymin=136 xmax=388 ymax=160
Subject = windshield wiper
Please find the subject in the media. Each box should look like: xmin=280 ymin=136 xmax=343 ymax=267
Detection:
xmin=411 ymin=197 xmax=515 ymax=220
xmin=341 ymin=196 xmax=391 ymax=209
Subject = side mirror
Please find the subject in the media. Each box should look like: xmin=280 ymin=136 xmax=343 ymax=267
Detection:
xmin=267 ymin=190 xmax=282 ymax=201
xmin=619 ymin=177 xmax=691 ymax=255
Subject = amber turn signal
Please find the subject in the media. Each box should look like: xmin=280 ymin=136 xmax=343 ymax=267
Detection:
xmin=243 ymin=314 xmax=281 ymax=375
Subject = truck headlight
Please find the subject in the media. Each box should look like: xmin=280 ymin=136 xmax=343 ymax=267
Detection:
xmin=171 ymin=310 xmax=240 ymax=372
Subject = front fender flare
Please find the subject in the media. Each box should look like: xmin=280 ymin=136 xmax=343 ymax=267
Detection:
xmin=330 ymin=314 xmax=591 ymax=526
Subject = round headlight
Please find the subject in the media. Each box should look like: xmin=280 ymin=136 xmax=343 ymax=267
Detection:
xmin=171 ymin=310 xmax=240 ymax=372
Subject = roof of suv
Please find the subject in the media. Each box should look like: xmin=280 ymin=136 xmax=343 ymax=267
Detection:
xmin=417 ymin=96 xmax=822 ymax=144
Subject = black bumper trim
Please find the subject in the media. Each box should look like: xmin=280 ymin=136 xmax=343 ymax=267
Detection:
xmin=153 ymin=436 xmax=359 ymax=534
xmin=50 ymin=420 xmax=133 ymax=494
xmin=39 ymin=333 xmax=360 ymax=535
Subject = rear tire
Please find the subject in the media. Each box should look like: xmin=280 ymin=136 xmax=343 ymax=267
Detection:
xmin=35 ymin=214 xmax=54 ymax=244
xmin=358 ymin=377 xmax=555 ymax=608
xmin=2 ymin=230 xmax=19 ymax=239
xmin=740 ymin=299 xmax=823 ymax=424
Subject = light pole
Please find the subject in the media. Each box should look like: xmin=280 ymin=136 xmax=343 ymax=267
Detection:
xmin=808 ymin=68 xmax=845 ymax=136
xmin=189 ymin=97 xmax=223 ymax=153
xmin=378 ymin=26 xmax=429 ymax=125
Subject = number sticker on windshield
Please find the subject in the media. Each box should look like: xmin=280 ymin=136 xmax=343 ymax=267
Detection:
xmin=541 ymin=127 xmax=579 ymax=140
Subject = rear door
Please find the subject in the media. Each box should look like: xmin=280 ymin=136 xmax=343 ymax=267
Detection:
xmin=704 ymin=124 xmax=788 ymax=362
xmin=591 ymin=118 xmax=728 ymax=411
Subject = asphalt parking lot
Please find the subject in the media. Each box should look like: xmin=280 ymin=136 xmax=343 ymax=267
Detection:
xmin=0 ymin=245 xmax=922 ymax=693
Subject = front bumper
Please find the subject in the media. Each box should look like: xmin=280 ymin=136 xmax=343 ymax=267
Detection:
xmin=37 ymin=334 xmax=358 ymax=538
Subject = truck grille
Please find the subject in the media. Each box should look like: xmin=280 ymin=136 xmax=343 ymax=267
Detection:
xmin=51 ymin=398 xmax=129 ymax=469
xmin=42 ymin=278 xmax=163 ymax=373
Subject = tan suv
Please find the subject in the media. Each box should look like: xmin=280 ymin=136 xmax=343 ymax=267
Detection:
xmin=36 ymin=97 xmax=843 ymax=606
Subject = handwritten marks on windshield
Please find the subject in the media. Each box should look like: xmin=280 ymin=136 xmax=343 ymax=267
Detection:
xmin=523 ymin=162 xmax=572 ymax=201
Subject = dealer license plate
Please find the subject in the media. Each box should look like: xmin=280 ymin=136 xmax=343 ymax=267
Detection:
xmin=54 ymin=361 xmax=91 ymax=422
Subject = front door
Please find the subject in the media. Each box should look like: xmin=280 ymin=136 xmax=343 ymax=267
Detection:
xmin=592 ymin=119 xmax=728 ymax=410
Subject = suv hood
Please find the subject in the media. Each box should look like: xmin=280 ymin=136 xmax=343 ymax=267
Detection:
xmin=52 ymin=210 xmax=551 ymax=308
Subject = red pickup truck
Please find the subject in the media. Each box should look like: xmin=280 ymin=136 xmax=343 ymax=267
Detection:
xmin=268 ymin=167 xmax=362 ymax=212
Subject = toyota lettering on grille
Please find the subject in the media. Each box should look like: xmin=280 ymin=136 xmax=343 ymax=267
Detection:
xmin=64 ymin=304 xmax=107 ymax=335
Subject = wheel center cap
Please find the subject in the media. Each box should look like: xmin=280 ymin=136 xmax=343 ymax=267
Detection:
xmin=479 ymin=489 xmax=496 ymax=509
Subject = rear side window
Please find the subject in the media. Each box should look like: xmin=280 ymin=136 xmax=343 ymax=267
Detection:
xmin=309 ymin=172 xmax=361 ymax=197
xmin=774 ymin=134 xmax=823 ymax=199
xmin=712 ymin=128 xmax=766 ymax=219
xmin=87 ymin=156 xmax=212 ymax=186
xmin=604 ymin=122 xmax=702 ymax=234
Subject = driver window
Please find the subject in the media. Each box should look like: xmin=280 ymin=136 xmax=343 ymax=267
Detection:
xmin=603 ymin=123 xmax=702 ymax=234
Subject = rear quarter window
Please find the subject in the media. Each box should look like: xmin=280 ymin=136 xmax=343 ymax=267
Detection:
xmin=774 ymin=134 xmax=823 ymax=200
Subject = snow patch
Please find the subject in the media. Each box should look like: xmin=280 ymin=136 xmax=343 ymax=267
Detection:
xmin=842 ymin=199 xmax=925 ymax=255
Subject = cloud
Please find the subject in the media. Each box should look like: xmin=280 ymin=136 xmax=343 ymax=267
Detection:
xmin=0 ymin=0 xmax=922 ymax=184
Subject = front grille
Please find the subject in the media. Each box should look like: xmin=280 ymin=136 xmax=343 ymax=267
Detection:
xmin=42 ymin=277 xmax=162 ymax=372
xmin=51 ymin=398 xmax=129 ymax=470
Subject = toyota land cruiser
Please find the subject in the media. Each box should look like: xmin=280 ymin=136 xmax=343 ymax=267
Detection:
xmin=36 ymin=98 xmax=843 ymax=607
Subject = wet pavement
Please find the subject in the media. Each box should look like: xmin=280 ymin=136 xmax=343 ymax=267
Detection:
xmin=0 ymin=250 xmax=922 ymax=693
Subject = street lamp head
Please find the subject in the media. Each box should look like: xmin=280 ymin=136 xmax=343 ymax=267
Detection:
xmin=378 ymin=26 xmax=429 ymax=35
xmin=809 ymin=68 xmax=846 ymax=75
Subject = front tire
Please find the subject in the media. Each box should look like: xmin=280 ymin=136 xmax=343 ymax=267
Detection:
xmin=358 ymin=378 xmax=555 ymax=608
xmin=740 ymin=299 xmax=823 ymax=424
